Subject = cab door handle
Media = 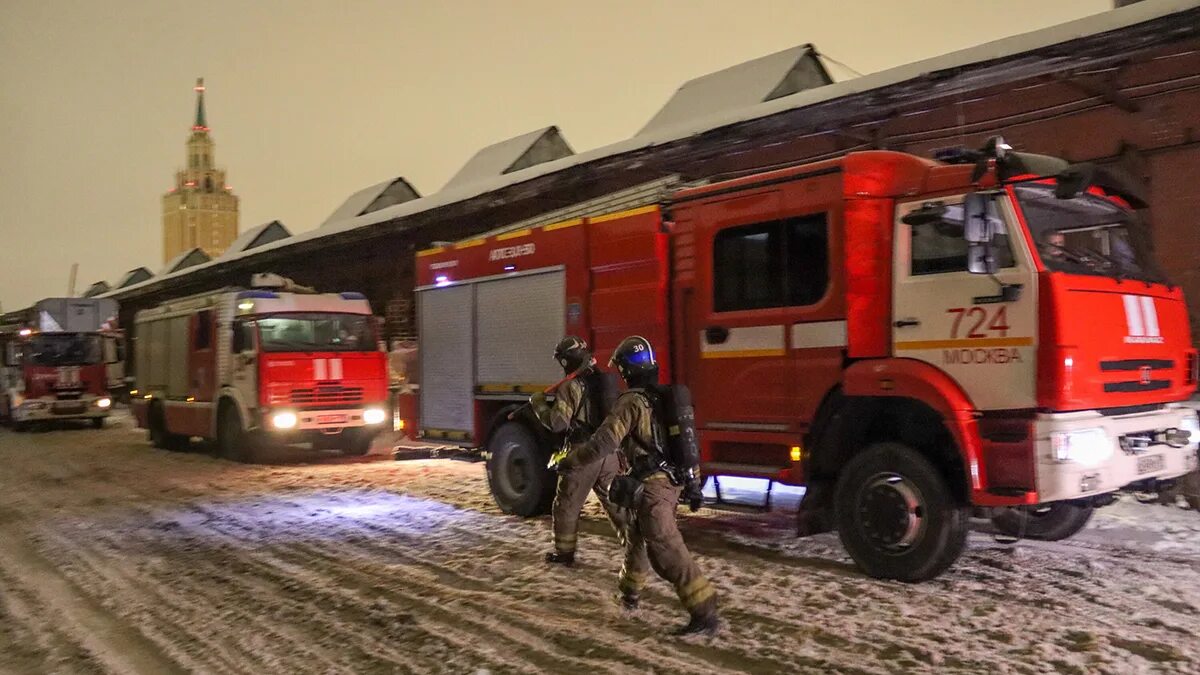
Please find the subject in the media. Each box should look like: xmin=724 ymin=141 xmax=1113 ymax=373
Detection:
xmin=704 ymin=326 xmax=730 ymax=344
xmin=893 ymin=319 xmax=921 ymax=328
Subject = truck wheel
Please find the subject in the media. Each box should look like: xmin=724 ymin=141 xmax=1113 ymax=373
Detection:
xmin=12 ymin=421 xmax=29 ymax=433
xmin=148 ymin=404 xmax=169 ymax=449
xmin=990 ymin=501 xmax=1094 ymax=541
xmin=341 ymin=429 xmax=375 ymax=456
xmin=487 ymin=422 xmax=554 ymax=517
xmin=834 ymin=442 xmax=968 ymax=582
xmin=217 ymin=403 xmax=259 ymax=463
xmin=91 ymin=417 xmax=104 ymax=430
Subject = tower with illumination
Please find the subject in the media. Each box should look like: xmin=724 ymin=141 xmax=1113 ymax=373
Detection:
xmin=161 ymin=78 xmax=239 ymax=263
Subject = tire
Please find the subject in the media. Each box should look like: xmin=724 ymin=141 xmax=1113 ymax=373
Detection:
xmin=341 ymin=429 xmax=375 ymax=456
xmin=12 ymin=421 xmax=29 ymax=433
xmin=990 ymin=500 xmax=1094 ymax=541
xmin=486 ymin=422 xmax=555 ymax=517
xmin=91 ymin=417 xmax=104 ymax=430
xmin=834 ymin=442 xmax=969 ymax=582
xmin=148 ymin=404 xmax=169 ymax=449
xmin=217 ymin=403 xmax=260 ymax=463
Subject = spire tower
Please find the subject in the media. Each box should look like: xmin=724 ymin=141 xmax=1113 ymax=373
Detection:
xmin=193 ymin=77 xmax=208 ymax=132
xmin=161 ymin=77 xmax=239 ymax=263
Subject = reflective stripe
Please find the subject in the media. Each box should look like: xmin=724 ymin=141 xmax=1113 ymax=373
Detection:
xmin=791 ymin=320 xmax=847 ymax=349
xmin=679 ymin=578 xmax=716 ymax=609
xmin=699 ymin=325 xmax=785 ymax=359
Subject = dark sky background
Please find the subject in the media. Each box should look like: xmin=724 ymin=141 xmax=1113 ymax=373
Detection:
xmin=0 ymin=0 xmax=1109 ymax=309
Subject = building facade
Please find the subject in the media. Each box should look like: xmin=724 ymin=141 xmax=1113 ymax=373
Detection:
xmin=161 ymin=78 xmax=238 ymax=263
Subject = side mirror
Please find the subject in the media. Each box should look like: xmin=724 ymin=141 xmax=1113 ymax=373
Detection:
xmin=1054 ymin=163 xmax=1096 ymax=200
xmin=231 ymin=323 xmax=246 ymax=354
xmin=963 ymin=193 xmax=998 ymax=244
xmin=901 ymin=202 xmax=947 ymax=226
xmin=967 ymin=243 xmax=998 ymax=275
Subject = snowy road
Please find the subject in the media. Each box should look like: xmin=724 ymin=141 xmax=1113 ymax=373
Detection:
xmin=2 ymin=419 xmax=1200 ymax=674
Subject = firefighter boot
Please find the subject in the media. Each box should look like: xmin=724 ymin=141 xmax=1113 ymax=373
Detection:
xmin=544 ymin=551 xmax=576 ymax=566
xmin=617 ymin=591 xmax=640 ymax=611
xmin=673 ymin=612 xmax=720 ymax=637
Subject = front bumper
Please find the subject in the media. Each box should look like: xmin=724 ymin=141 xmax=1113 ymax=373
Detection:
xmin=13 ymin=397 xmax=111 ymax=422
xmin=1035 ymin=404 xmax=1199 ymax=503
xmin=263 ymin=406 xmax=388 ymax=433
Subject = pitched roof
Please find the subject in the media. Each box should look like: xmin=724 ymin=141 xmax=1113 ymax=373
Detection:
xmin=82 ymin=281 xmax=111 ymax=298
xmin=220 ymin=220 xmax=291 ymax=259
xmin=320 ymin=178 xmax=420 ymax=228
xmin=160 ymin=247 xmax=211 ymax=275
xmin=442 ymin=126 xmax=573 ymax=191
xmin=117 ymin=267 xmax=154 ymax=289
xmin=639 ymin=44 xmax=833 ymax=136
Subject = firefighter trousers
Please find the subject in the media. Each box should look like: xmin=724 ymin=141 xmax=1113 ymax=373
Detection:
xmin=619 ymin=473 xmax=718 ymax=620
xmin=552 ymin=452 xmax=629 ymax=554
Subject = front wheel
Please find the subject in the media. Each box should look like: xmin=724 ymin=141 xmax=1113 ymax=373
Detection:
xmin=834 ymin=442 xmax=968 ymax=582
xmin=91 ymin=417 xmax=104 ymax=430
xmin=990 ymin=501 xmax=1094 ymax=541
xmin=217 ymin=404 xmax=261 ymax=463
xmin=486 ymin=422 xmax=555 ymax=517
xmin=341 ymin=428 xmax=375 ymax=456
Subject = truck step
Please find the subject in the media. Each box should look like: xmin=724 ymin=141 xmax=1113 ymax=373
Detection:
xmin=703 ymin=462 xmax=786 ymax=479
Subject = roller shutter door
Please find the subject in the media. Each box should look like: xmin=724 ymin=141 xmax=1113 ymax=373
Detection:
xmin=475 ymin=270 xmax=564 ymax=388
xmin=418 ymin=284 xmax=475 ymax=434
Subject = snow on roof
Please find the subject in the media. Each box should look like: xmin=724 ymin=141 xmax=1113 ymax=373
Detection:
xmin=106 ymin=0 xmax=1200 ymax=300
xmin=319 ymin=178 xmax=420 ymax=228
xmin=220 ymin=220 xmax=292 ymax=260
xmin=82 ymin=281 xmax=111 ymax=298
xmin=442 ymin=126 xmax=573 ymax=191
xmin=638 ymin=44 xmax=832 ymax=137
xmin=160 ymin=247 xmax=211 ymax=275
xmin=117 ymin=267 xmax=154 ymax=289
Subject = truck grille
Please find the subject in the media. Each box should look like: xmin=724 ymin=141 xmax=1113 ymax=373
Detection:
xmin=289 ymin=385 xmax=364 ymax=406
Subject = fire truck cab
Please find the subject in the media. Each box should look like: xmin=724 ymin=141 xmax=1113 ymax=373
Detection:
xmin=0 ymin=298 xmax=122 ymax=430
xmin=415 ymin=141 xmax=1199 ymax=581
xmin=131 ymin=274 xmax=390 ymax=461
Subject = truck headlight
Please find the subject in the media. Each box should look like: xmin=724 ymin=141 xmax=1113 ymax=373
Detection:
xmin=1176 ymin=413 xmax=1200 ymax=448
xmin=272 ymin=411 xmax=298 ymax=430
xmin=363 ymin=408 xmax=386 ymax=425
xmin=1051 ymin=428 xmax=1112 ymax=466
xmin=95 ymin=397 xmax=112 ymax=409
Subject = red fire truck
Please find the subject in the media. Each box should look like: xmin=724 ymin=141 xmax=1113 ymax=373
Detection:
xmin=131 ymin=274 xmax=390 ymax=461
xmin=411 ymin=141 xmax=1200 ymax=581
xmin=0 ymin=298 xmax=122 ymax=431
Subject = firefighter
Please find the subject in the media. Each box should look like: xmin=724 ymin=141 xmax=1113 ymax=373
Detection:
xmin=558 ymin=336 xmax=719 ymax=636
xmin=530 ymin=336 xmax=629 ymax=565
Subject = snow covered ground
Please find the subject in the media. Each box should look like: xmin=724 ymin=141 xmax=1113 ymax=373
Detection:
xmin=2 ymin=417 xmax=1200 ymax=674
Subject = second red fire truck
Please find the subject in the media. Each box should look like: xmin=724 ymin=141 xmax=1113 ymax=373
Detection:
xmin=131 ymin=274 xmax=390 ymax=461
xmin=0 ymin=298 xmax=123 ymax=430
xmin=411 ymin=140 xmax=1199 ymax=581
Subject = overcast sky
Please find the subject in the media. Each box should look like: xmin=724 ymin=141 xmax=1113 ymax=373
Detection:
xmin=0 ymin=0 xmax=1111 ymax=309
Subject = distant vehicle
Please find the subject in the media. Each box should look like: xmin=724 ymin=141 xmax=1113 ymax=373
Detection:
xmin=411 ymin=139 xmax=1200 ymax=581
xmin=0 ymin=298 xmax=123 ymax=430
xmin=130 ymin=274 xmax=389 ymax=461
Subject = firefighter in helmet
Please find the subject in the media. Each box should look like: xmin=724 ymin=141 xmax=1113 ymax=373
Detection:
xmin=530 ymin=336 xmax=630 ymax=565
xmin=558 ymin=336 xmax=719 ymax=636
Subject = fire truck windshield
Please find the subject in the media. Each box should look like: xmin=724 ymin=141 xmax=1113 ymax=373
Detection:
xmin=255 ymin=313 xmax=375 ymax=353
xmin=1014 ymin=184 xmax=1166 ymax=284
xmin=28 ymin=334 xmax=102 ymax=366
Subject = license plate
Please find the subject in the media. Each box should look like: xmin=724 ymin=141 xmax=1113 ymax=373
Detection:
xmin=317 ymin=414 xmax=347 ymax=424
xmin=1136 ymin=453 xmax=1165 ymax=475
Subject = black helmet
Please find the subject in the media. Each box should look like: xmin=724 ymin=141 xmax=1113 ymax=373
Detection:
xmin=609 ymin=335 xmax=659 ymax=387
xmin=554 ymin=336 xmax=592 ymax=373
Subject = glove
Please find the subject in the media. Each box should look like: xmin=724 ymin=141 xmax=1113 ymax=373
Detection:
xmin=556 ymin=451 xmax=579 ymax=473
xmin=684 ymin=478 xmax=704 ymax=512
xmin=547 ymin=448 xmax=570 ymax=471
